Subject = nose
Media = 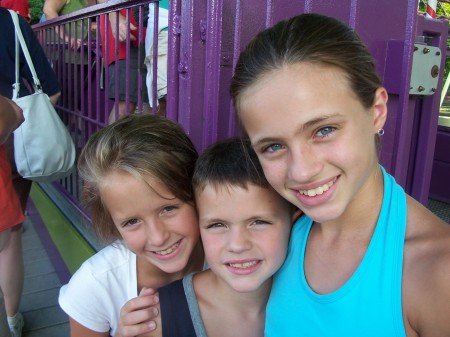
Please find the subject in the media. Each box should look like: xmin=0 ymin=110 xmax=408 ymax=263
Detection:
xmin=146 ymin=218 xmax=170 ymax=247
xmin=287 ymin=143 xmax=322 ymax=183
xmin=227 ymin=226 xmax=252 ymax=253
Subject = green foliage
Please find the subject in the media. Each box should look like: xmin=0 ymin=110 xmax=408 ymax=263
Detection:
xmin=419 ymin=0 xmax=450 ymax=14
xmin=29 ymin=0 xmax=44 ymax=24
xmin=418 ymin=1 xmax=450 ymax=78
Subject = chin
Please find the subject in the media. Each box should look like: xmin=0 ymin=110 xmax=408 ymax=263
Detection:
xmin=306 ymin=207 xmax=344 ymax=224
xmin=228 ymin=280 xmax=265 ymax=293
xmin=149 ymin=256 xmax=189 ymax=274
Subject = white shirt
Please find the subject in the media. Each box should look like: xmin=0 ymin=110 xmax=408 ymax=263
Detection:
xmin=58 ymin=241 xmax=137 ymax=336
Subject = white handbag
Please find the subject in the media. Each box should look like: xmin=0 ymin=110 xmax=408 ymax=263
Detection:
xmin=9 ymin=10 xmax=76 ymax=182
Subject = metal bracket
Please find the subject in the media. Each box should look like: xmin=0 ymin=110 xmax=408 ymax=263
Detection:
xmin=409 ymin=43 xmax=442 ymax=96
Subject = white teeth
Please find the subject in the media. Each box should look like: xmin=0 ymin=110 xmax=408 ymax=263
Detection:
xmin=154 ymin=241 xmax=180 ymax=255
xmin=300 ymin=179 xmax=335 ymax=197
xmin=229 ymin=261 xmax=258 ymax=268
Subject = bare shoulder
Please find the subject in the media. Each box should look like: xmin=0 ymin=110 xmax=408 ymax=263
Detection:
xmin=403 ymin=196 xmax=450 ymax=336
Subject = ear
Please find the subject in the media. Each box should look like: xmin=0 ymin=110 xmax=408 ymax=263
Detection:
xmin=372 ymin=87 xmax=388 ymax=132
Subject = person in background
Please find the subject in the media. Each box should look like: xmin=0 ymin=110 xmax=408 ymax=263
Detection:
xmin=0 ymin=95 xmax=24 ymax=337
xmin=0 ymin=97 xmax=24 ymax=145
xmin=59 ymin=114 xmax=205 ymax=337
xmin=0 ymin=8 xmax=61 ymax=337
xmin=96 ymin=0 xmax=151 ymax=124
xmin=0 ymin=0 xmax=30 ymax=22
xmin=230 ymin=13 xmax=450 ymax=336
xmin=145 ymin=0 xmax=168 ymax=116
xmin=42 ymin=0 xmax=90 ymax=48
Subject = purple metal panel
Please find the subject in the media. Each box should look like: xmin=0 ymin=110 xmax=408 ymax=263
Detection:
xmin=202 ymin=0 xmax=222 ymax=147
xmin=430 ymin=129 xmax=450 ymax=203
xmin=176 ymin=0 xmax=446 ymax=204
xmin=409 ymin=16 xmax=448 ymax=204
xmin=166 ymin=0 xmax=181 ymax=121
xmin=174 ymin=0 xmax=207 ymax=150
xmin=217 ymin=0 xmax=240 ymax=140
xmin=430 ymin=127 xmax=450 ymax=203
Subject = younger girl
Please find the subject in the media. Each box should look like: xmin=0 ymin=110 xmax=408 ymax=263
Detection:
xmin=58 ymin=114 xmax=205 ymax=337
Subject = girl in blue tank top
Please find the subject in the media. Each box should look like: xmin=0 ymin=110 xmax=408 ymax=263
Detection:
xmin=231 ymin=13 xmax=450 ymax=337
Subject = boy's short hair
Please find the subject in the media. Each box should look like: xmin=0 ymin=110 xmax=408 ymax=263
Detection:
xmin=192 ymin=137 xmax=270 ymax=192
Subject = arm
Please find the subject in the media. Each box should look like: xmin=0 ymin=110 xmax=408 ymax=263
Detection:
xmin=42 ymin=0 xmax=66 ymax=20
xmin=96 ymin=0 xmax=136 ymax=42
xmin=114 ymin=288 xmax=159 ymax=337
xmin=69 ymin=317 xmax=110 ymax=337
xmin=0 ymin=96 xmax=24 ymax=144
xmin=49 ymin=92 xmax=61 ymax=106
xmin=108 ymin=12 xmax=136 ymax=42
xmin=43 ymin=0 xmax=82 ymax=48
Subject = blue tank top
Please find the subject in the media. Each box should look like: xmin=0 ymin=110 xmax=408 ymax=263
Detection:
xmin=265 ymin=166 xmax=407 ymax=337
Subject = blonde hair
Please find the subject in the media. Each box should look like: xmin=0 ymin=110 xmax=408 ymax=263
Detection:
xmin=78 ymin=114 xmax=198 ymax=243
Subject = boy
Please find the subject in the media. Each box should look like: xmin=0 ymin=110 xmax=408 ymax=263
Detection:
xmin=152 ymin=137 xmax=300 ymax=337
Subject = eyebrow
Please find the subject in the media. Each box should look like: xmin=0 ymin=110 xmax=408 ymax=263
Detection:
xmin=199 ymin=217 xmax=226 ymax=224
xmin=301 ymin=114 xmax=341 ymax=131
xmin=200 ymin=214 xmax=274 ymax=225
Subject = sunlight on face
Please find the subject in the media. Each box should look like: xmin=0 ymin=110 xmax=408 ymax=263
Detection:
xmin=196 ymin=183 xmax=293 ymax=293
xmin=100 ymin=170 xmax=200 ymax=274
xmin=239 ymin=63 xmax=383 ymax=224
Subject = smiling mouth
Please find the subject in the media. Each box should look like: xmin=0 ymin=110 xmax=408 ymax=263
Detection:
xmin=299 ymin=178 xmax=336 ymax=197
xmin=153 ymin=240 xmax=181 ymax=256
xmin=228 ymin=260 xmax=259 ymax=268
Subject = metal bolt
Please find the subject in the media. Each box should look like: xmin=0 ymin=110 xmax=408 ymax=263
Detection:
xmin=436 ymin=51 xmax=441 ymax=56
xmin=423 ymin=48 xmax=430 ymax=54
xmin=178 ymin=62 xmax=188 ymax=74
xmin=431 ymin=88 xmax=436 ymax=92
xmin=418 ymin=86 xmax=425 ymax=92
xmin=414 ymin=46 xmax=419 ymax=51
xmin=431 ymin=65 xmax=440 ymax=78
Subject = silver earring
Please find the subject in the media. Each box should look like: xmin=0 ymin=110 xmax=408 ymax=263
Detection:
xmin=377 ymin=128 xmax=385 ymax=136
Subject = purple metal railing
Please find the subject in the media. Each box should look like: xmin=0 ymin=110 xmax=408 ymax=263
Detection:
xmin=32 ymin=0 xmax=161 ymax=215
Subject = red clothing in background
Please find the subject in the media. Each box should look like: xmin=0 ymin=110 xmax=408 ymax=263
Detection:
xmin=99 ymin=9 xmax=146 ymax=66
xmin=0 ymin=0 xmax=30 ymax=21
xmin=0 ymin=145 xmax=25 ymax=231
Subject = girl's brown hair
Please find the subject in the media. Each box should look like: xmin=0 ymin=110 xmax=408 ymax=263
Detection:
xmin=78 ymin=114 xmax=198 ymax=243
xmin=231 ymin=13 xmax=382 ymax=112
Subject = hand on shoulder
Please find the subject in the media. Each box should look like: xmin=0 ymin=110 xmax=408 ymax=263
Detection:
xmin=115 ymin=287 xmax=160 ymax=337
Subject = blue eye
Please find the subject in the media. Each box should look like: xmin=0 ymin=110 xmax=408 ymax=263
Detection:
xmin=265 ymin=143 xmax=283 ymax=153
xmin=317 ymin=126 xmax=335 ymax=138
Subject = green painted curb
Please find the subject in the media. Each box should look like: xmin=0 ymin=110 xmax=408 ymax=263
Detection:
xmin=30 ymin=184 xmax=94 ymax=274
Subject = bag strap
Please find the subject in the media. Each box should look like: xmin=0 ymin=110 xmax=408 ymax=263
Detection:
xmin=9 ymin=10 xmax=42 ymax=99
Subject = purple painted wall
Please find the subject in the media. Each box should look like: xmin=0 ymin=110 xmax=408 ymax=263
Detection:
xmin=167 ymin=0 xmax=448 ymax=204
xmin=430 ymin=126 xmax=450 ymax=203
